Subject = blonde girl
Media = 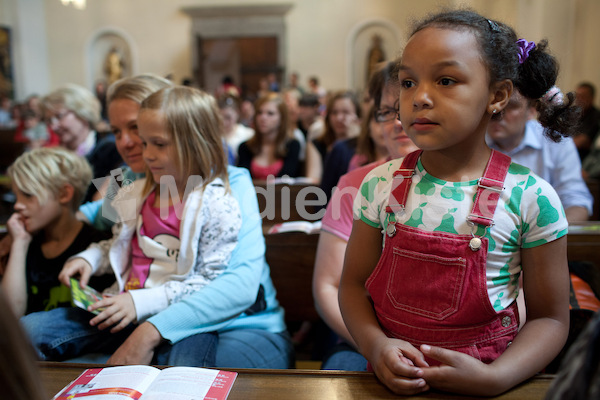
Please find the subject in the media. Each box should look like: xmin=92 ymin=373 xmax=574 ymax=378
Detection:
xmin=23 ymin=87 xmax=241 ymax=366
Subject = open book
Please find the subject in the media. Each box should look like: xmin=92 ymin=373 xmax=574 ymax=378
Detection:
xmin=53 ymin=365 xmax=237 ymax=400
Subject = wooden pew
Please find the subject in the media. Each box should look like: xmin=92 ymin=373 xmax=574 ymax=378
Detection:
xmin=254 ymin=180 xmax=323 ymax=228
xmin=585 ymin=178 xmax=600 ymax=221
xmin=265 ymin=231 xmax=320 ymax=323
xmin=567 ymin=222 xmax=600 ymax=265
xmin=264 ymin=230 xmax=322 ymax=368
xmin=40 ymin=361 xmax=556 ymax=400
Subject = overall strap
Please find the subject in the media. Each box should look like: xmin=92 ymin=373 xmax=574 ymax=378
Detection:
xmin=385 ymin=150 xmax=423 ymax=214
xmin=468 ymin=149 xmax=511 ymax=227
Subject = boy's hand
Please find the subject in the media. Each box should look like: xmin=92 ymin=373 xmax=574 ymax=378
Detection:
xmin=89 ymin=292 xmax=137 ymax=333
xmin=7 ymin=213 xmax=31 ymax=243
xmin=59 ymin=258 xmax=93 ymax=287
xmin=420 ymin=344 xmax=497 ymax=396
xmin=370 ymin=337 xmax=430 ymax=395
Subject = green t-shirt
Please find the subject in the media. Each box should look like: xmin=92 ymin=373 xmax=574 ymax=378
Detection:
xmin=355 ymin=157 xmax=568 ymax=311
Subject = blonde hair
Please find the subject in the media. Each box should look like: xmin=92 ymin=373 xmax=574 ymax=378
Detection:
xmin=40 ymin=84 xmax=100 ymax=128
xmin=8 ymin=147 xmax=92 ymax=211
xmin=139 ymin=86 xmax=229 ymax=196
xmin=107 ymin=73 xmax=173 ymax=105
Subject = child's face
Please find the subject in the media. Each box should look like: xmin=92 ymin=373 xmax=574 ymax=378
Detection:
xmin=12 ymin=185 xmax=61 ymax=234
xmin=398 ymin=27 xmax=492 ymax=152
xmin=109 ymin=99 xmax=145 ymax=174
xmin=24 ymin=116 xmax=39 ymax=129
xmin=137 ymin=109 xmax=182 ymax=187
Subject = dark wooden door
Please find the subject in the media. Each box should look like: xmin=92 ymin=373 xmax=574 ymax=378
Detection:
xmin=196 ymin=36 xmax=280 ymax=98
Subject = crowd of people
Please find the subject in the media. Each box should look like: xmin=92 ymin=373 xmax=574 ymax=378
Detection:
xmin=1 ymin=8 xmax=600 ymax=398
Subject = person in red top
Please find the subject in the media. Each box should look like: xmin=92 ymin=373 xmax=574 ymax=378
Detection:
xmin=236 ymin=92 xmax=301 ymax=180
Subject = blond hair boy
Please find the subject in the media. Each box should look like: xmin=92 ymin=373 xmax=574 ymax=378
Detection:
xmin=1 ymin=148 xmax=111 ymax=317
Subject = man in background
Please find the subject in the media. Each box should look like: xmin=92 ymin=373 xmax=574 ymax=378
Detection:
xmin=487 ymin=89 xmax=593 ymax=222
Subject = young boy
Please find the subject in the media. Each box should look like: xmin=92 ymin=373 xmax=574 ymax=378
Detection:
xmin=1 ymin=147 xmax=111 ymax=318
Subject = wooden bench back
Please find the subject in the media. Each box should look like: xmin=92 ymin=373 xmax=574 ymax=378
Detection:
xmin=567 ymin=223 xmax=600 ymax=265
xmin=264 ymin=231 xmax=320 ymax=323
xmin=254 ymin=181 xmax=322 ymax=226
xmin=585 ymin=178 xmax=600 ymax=221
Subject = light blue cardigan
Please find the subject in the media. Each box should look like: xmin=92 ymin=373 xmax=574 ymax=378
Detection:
xmin=82 ymin=166 xmax=286 ymax=343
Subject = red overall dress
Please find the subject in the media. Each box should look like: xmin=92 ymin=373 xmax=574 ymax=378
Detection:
xmin=365 ymin=150 xmax=519 ymax=365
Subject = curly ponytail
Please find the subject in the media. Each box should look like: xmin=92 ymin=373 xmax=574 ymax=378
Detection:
xmin=515 ymin=40 xmax=581 ymax=141
xmin=410 ymin=9 xmax=582 ymax=142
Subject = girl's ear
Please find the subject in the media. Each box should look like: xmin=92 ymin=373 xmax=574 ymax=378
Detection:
xmin=488 ymin=79 xmax=513 ymax=115
xmin=58 ymin=183 xmax=75 ymax=205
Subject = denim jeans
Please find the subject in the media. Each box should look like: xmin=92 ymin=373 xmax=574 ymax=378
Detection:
xmin=156 ymin=329 xmax=294 ymax=369
xmin=20 ymin=307 xmax=135 ymax=361
xmin=22 ymin=308 xmax=290 ymax=368
xmin=154 ymin=331 xmax=219 ymax=367
xmin=321 ymin=342 xmax=368 ymax=371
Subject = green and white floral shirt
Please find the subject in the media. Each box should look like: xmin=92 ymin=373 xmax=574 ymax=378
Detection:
xmin=354 ymin=157 xmax=568 ymax=311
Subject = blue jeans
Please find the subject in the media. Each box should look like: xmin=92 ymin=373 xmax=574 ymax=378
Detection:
xmin=21 ymin=307 xmax=135 ymax=361
xmin=321 ymin=342 xmax=368 ymax=371
xmin=153 ymin=332 xmax=219 ymax=367
xmin=20 ymin=307 xmax=221 ymax=365
xmin=156 ymin=329 xmax=294 ymax=369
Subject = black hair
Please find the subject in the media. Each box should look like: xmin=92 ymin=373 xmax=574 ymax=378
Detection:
xmin=410 ymin=9 xmax=581 ymax=141
xmin=578 ymin=82 xmax=596 ymax=98
xmin=299 ymin=93 xmax=320 ymax=108
xmin=368 ymin=60 xmax=399 ymax=109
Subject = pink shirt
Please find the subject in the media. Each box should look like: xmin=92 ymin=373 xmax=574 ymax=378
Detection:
xmin=321 ymin=159 xmax=386 ymax=241
xmin=126 ymin=191 xmax=181 ymax=291
xmin=347 ymin=153 xmax=369 ymax=172
xmin=250 ymin=158 xmax=284 ymax=180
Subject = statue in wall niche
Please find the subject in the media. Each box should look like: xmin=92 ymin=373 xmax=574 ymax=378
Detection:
xmin=366 ymin=34 xmax=385 ymax=84
xmin=0 ymin=28 xmax=13 ymax=97
xmin=104 ymin=47 xmax=125 ymax=85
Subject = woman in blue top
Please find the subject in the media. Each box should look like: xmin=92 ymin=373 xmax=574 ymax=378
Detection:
xmin=79 ymin=74 xmax=292 ymax=368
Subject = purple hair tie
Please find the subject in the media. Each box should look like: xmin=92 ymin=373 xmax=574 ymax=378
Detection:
xmin=516 ymin=39 xmax=535 ymax=64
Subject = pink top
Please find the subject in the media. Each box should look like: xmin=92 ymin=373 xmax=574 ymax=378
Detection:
xmin=347 ymin=153 xmax=369 ymax=172
xmin=250 ymin=158 xmax=284 ymax=180
xmin=321 ymin=159 xmax=386 ymax=241
xmin=126 ymin=191 xmax=181 ymax=291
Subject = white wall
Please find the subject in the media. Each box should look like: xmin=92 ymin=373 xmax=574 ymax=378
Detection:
xmin=3 ymin=0 xmax=600 ymax=104
xmin=1 ymin=0 xmax=51 ymax=99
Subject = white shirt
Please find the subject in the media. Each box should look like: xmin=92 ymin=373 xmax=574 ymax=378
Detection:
xmin=487 ymin=119 xmax=593 ymax=214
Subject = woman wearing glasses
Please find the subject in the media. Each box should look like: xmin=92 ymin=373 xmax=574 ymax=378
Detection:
xmin=40 ymin=84 xmax=123 ymax=202
xmin=313 ymin=61 xmax=418 ymax=371
xmin=347 ymin=104 xmax=397 ymax=171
